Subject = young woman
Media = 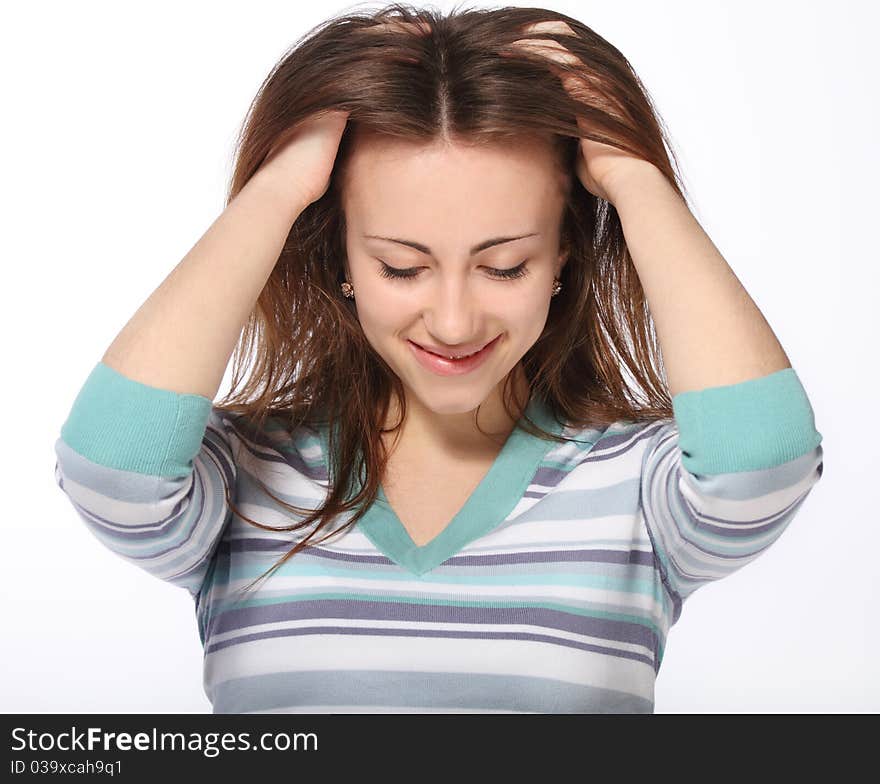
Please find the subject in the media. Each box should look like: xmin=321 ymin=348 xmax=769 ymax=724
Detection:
xmin=54 ymin=5 xmax=824 ymax=713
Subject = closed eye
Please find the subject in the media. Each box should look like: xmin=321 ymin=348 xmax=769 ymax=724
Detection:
xmin=377 ymin=260 xmax=530 ymax=281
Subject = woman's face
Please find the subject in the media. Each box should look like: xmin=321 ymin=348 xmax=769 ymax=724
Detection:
xmin=341 ymin=133 xmax=569 ymax=417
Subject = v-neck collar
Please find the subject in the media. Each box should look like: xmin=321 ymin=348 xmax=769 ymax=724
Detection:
xmin=318 ymin=396 xmax=565 ymax=577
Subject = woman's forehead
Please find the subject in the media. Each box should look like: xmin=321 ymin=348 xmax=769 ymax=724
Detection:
xmin=342 ymin=136 xmax=565 ymax=213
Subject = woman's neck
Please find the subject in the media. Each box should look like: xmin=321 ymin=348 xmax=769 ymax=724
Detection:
xmin=380 ymin=364 xmax=531 ymax=462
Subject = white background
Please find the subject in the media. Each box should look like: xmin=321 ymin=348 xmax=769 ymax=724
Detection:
xmin=3 ymin=0 xmax=876 ymax=713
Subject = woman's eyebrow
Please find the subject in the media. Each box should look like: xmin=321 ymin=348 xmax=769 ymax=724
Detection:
xmin=363 ymin=233 xmax=540 ymax=256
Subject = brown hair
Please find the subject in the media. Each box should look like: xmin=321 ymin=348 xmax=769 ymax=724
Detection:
xmin=212 ymin=2 xmax=685 ymax=598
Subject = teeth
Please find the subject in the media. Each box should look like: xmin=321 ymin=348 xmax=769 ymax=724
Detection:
xmin=424 ymin=347 xmax=475 ymax=359
xmin=419 ymin=340 xmax=490 ymax=360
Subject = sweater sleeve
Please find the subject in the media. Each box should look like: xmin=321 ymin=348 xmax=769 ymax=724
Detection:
xmin=639 ymin=367 xmax=824 ymax=621
xmin=53 ymin=361 xmax=237 ymax=603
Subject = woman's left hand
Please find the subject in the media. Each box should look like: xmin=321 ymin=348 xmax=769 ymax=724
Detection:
xmin=499 ymin=21 xmax=652 ymax=203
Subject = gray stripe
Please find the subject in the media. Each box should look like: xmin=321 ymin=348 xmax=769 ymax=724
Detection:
xmin=209 ymin=599 xmax=660 ymax=654
xmin=54 ymin=437 xmax=161 ymax=500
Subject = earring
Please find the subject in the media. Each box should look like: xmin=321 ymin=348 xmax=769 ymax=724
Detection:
xmin=551 ymin=278 xmax=562 ymax=297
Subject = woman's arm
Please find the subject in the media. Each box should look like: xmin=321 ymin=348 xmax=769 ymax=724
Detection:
xmin=500 ymin=21 xmax=792 ymax=398
xmin=101 ymin=170 xmax=309 ymax=401
xmin=607 ymin=163 xmax=792 ymax=398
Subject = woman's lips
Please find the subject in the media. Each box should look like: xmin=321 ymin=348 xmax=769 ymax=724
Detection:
xmin=412 ymin=337 xmax=493 ymax=358
xmin=407 ymin=335 xmax=501 ymax=376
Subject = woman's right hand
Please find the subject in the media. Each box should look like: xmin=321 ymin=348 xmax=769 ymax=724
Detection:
xmin=255 ymin=109 xmax=351 ymax=210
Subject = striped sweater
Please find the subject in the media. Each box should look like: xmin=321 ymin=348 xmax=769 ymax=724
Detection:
xmin=53 ymin=361 xmax=824 ymax=713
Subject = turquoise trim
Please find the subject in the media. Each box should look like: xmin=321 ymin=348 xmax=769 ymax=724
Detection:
xmin=671 ymin=367 xmax=823 ymax=475
xmin=59 ymin=361 xmax=213 ymax=477
xmin=351 ymin=397 xmax=565 ymax=577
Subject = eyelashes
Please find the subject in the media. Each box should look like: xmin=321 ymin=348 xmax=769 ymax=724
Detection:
xmin=377 ymin=260 xmax=530 ymax=282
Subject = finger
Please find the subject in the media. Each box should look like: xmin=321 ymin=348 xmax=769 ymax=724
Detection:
xmin=518 ymin=21 xmax=577 ymax=37
xmin=499 ymin=20 xmax=581 ymax=68
xmin=364 ymin=20 xmax=431 ymax=35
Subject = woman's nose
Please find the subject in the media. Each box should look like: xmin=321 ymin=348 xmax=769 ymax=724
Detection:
xmin=421 ymin=279 xmax=481 ymax=342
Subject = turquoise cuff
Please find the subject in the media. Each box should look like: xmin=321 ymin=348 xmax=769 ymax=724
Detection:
xmin=59 ymin=361 xmax=213 ymax=478
xmin=671 ymin=367 xmax=823 ymax=475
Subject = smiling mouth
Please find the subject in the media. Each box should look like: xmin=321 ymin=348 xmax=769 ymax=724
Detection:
xmin=411 ymin=336 xmax=498 ymax=360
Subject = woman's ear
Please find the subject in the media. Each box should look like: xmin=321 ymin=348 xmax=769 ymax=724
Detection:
xmin=557 ymin=244 xmax=570 ymax=276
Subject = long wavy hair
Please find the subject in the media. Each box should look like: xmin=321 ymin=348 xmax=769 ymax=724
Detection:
xmin=212 ymin=2 xmax=686 ymax=598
